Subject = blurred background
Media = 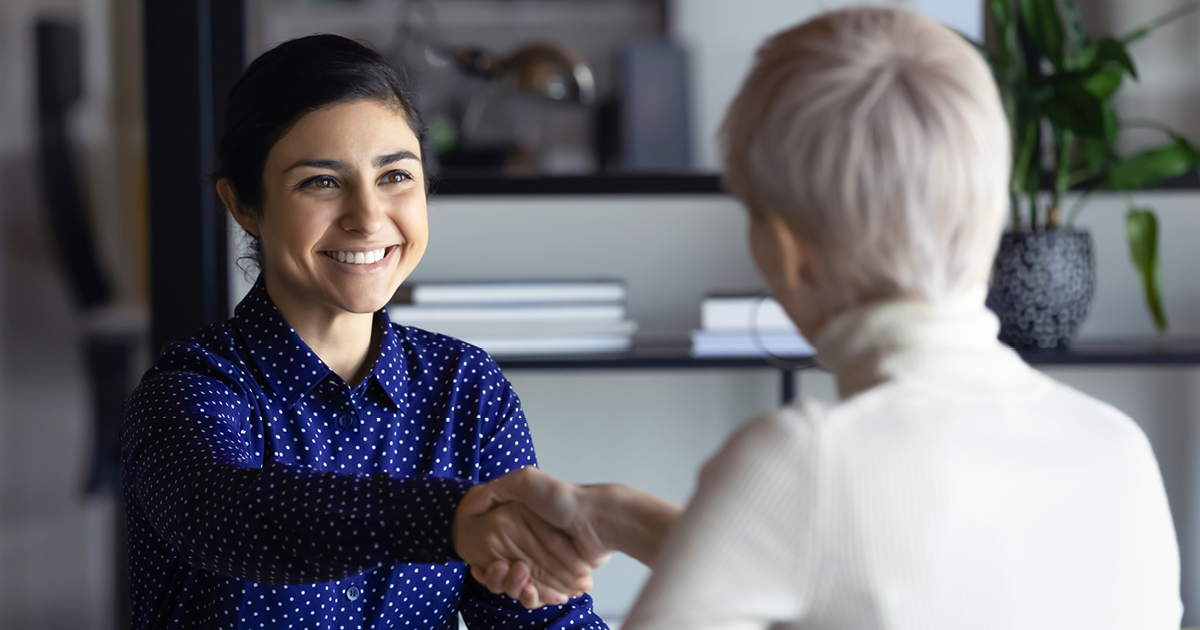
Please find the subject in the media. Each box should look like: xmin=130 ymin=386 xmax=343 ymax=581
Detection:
xmin=7 ymin=0 xmax=1200 ymax=628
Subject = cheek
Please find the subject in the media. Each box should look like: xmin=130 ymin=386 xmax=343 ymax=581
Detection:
xmin=396 ymin=198 xmax=429 ymax=244
xmin=258 ymin=201 xmax=327 ymax=261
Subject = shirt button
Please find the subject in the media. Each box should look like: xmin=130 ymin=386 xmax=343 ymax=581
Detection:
xmin=337 ymin=414 xmax=355 ymax=429
xmin=344 ymin=585 xmax=360 ymax=601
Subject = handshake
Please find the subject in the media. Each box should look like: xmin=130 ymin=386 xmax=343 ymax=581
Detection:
xmin=451 ymin=466 xmax=681 ymax=609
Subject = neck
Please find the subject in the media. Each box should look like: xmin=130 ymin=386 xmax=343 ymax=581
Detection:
xmin=265 ymin=275 xmax=379 ymax=387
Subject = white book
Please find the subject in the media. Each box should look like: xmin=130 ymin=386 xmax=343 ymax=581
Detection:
xmin=401 ymin=319 xmax=638 ymax=340
xmin=690 ymin=330 xmax=814 ymax=357
xmin=469 ymin=335 xmax=633 ymax=356
xmin=408 ymin=281 xmax=625 ymax=305
xmin=388 ymin=303 xmax=625 ymax=325
xmin=701 ymin=296 xmax=798 ymax=332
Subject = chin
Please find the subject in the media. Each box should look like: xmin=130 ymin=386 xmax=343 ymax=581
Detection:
xmin=330 ymin=286 xmax=394 ymax=315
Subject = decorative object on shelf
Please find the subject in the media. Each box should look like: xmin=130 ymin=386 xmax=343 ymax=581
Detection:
xmin=986 ymin=229 xmax=1095 ymax=348
xmin=384 ymin=0 xmax=624 ymax=177
xmin=690 ymin=294 xmax=814 ymax=358
xmin=389 ymin=280 xmax=636 ymax=355
xmin=983 ymin=0 xmax=1200 ymax=336
xmin=450 ymin=42 xmax=595 ymax=106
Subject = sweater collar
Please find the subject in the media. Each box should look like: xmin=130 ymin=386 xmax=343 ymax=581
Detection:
xmin=813 ymin=286 xmax=1017 ymax=399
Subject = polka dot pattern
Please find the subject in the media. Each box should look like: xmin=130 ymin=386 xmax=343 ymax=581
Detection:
xmin=120 ymin=278 xmax=607 ymax=629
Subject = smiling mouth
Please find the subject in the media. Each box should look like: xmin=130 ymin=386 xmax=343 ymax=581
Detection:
xmin=321 ymin=246 xmax=396 ymax=265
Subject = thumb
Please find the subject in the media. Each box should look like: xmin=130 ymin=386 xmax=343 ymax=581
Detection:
xmin=458 ymin=465 xmax=534 ymax=515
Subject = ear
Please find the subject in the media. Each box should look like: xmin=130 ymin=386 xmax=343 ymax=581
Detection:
xmin=757 ymin=212 xmax=818 ymax=290
xmin=216 ymin=178 xmax=259 ymax=238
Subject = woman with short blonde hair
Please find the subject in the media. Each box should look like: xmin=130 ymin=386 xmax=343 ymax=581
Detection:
xmin=467 ymin=7 xmax=1182 ymax=629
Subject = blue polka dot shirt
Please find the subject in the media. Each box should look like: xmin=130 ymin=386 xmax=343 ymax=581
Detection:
xmin=120 ymin=278 xmax=608 ymax=629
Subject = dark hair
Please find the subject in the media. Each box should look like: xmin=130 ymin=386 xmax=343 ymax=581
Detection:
xmin=214 ymin=34 xmax=427 ymax=272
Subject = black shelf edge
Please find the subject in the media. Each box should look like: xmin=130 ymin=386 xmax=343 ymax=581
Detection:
xmin=493 ymin=339 xmax=1200 ymax=371
xmin=429 ymin=173 xmax=726 ymax=196
xmin=1018 ymin=339 xmax=1200 ymax=366
xmin=426 ymin=170 xmax=1200 ymax=197
xmin=494 ymin=340 xmax=814 ymax=370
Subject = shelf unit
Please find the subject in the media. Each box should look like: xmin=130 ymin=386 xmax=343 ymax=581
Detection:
xmin=494 ymin=338 xmax=1200 ymax=404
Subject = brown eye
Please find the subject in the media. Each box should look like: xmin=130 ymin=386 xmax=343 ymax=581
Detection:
xmin=381 ymin=170 xmax=411 ymax=184
xmin=302 ymin=175 xmax=338 ymax=189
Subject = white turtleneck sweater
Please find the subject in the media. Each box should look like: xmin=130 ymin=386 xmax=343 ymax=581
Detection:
xmin=622 ymin=292 xmax=1181 ymax=630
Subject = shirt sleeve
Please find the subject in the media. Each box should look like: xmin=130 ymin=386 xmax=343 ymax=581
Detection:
xmin=621 ymin=407 xmax=822 ymax=630
xmin=458 ymin=364 xmax=610 ymax=629
xmin=120 ymin=343 xmax=473 ymax=586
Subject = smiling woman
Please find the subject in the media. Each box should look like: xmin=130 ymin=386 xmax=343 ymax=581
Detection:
xmin=121 ymin=34 xmax=608 ymax=630
xmin=219 ymin=99 xmax=430 ymax=384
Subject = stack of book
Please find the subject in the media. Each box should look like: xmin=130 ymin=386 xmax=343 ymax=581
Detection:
xmin=388 ymin=280 xmax=637 ymax=356
xmin=690 ymin=294 xmax=814 ymax=357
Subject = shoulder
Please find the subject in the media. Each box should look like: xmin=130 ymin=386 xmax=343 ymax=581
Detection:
xmin=701 ymin=400 xmax=829 ymax=486
xmin=390 ymin=323 xmax=506 ymax=380
xmin=135 ymin=321 xmax=249 ymax=400
xmin=1036 ymin=378 xmax=1157 ymax=455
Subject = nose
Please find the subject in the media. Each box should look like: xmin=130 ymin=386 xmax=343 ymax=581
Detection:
xmin=339 ymin=182 xmax=386 ymax=235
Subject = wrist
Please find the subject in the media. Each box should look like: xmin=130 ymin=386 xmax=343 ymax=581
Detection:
xmin=580 ymin=483 xmax=631 ymax=555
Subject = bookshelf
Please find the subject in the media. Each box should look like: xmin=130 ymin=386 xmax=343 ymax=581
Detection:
xmin=493 ymin=338 xmax=1200 ymax=404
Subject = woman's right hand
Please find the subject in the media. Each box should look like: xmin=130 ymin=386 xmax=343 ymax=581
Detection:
xmin=460 ymin=466 xmax=684 ymax=605
xmin=452 ymin=483 xmax=595 ymax=608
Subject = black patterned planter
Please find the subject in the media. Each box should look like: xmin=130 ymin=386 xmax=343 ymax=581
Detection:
xmin=986 ymin=229 xmax=1096 ymax=349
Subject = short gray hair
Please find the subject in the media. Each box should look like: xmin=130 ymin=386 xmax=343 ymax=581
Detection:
xmin=721 ymin=6 xmax=1010 ymax=305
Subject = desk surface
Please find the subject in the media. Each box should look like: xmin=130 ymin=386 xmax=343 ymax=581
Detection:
xmin=494 ymin=339 xmax=1200 ymax=371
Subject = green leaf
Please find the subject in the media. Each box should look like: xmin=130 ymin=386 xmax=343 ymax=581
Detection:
xmin=1082 ymin=69 xmax=1123 ymax=100
xmin=1093 ymin=37 xmax=1138 ymax=79
xmin=1012 ymin=119 xmax=1041 ymax=196
xmin=1020 ymin=0 xmax=1067 ymax=69
xmin=989 ymin=0 xmax=1012 ymax=30
xmin=1102 ymin=102 xmax=1120 ymax=144
xmin=1042 ymin=77 xmax=1107 ymax=138
xmin=1107 ymin=140 xmax=1200 ymax=189
xmin=1126 ymin=209 xmax=1168 ymax=331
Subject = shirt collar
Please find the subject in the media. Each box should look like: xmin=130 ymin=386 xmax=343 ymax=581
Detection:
xmin=233 ymin=277 xmax=407 ymax=410
xmin=371 ymin=305 xmax=408 ymax=409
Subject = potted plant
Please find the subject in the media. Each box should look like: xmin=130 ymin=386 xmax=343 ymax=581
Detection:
xmin=982 ymin=0 xmax=1200 ymax=348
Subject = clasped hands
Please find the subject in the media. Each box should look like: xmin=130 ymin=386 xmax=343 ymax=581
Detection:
xmin=451 ymin=466 xmax=615 ymax=608
xmin=453 ymin=466 xmax=681 ymax=609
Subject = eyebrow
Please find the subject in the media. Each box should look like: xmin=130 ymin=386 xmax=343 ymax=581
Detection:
xmin=283 ymin=151 xmax=420 ymax=173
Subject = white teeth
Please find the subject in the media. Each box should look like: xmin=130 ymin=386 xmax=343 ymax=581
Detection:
xmin=329 ymin=248 xmax=387 ymax=264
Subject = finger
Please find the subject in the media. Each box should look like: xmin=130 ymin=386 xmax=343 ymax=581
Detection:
xmin=529 ymin=581 xmax=570 ymax=608
xmin=470 ymin=565 xmax=492 ymax=590
xmin=519 ymin=583 xmax=543 ymax=610
xmin=458 ymin=482 xmax=503 ymax=516
xmin=473 ymin=560 xmax=510 ymax=594
xmin=501 ymin=560 xmax=532 ymax=602
xmin=460 ymin=466 xmax=539 ymax=516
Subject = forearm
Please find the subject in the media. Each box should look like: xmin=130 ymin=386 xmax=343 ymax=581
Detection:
xmin=589 ymin=484 xmax=683 ymax=568
xmin=133 ymin=450 xmax=469 ymax=583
